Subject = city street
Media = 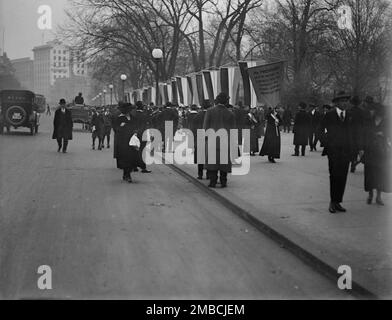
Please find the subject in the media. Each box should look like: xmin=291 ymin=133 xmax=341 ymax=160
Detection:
xmin=0 ymin=115 xmax=350 ymax=300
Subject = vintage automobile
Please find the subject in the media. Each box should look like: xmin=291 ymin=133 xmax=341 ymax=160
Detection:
xmin=0 ymin=90 xmax=40 ymax=135
xmin=34 ymin=94 xmax=47 ymax=114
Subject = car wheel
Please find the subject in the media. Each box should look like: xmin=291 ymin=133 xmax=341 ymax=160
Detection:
xmin=5 ymin=106 xmax=27 ymax=127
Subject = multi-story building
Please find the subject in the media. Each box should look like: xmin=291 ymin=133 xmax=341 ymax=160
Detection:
xmin=11 ymin=57 xmax=34 ymax=91
xmin=32 ymin=41 xmax=90 ymax=105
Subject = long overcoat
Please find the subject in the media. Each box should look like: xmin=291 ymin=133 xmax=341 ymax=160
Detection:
xmin=115 ymin=115 xmax=139 ymax=170
xmin=293 ymin=110 xmax=311 ymax=146
xmin=259 ymin=112 xmax=281 ymax=158
xmin=52 ymin=108 xmax=73 ymax=140
xmin=203 ymin=104 xmax=236 ymax=172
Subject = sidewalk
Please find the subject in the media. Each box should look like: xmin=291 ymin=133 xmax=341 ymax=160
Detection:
xmin=166 ymin=131 xmax=392 ymax=298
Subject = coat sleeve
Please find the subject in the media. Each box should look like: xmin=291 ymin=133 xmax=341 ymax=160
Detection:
xmin=203 ymin=109 xmax=211 ymax=130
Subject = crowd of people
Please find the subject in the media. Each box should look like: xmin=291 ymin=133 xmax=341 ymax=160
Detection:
xmin=52 ymin=90 xmax=391 ymax=213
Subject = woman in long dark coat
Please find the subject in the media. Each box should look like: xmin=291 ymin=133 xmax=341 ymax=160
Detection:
xmin=292 ymin=102 xmax=311 ymax=156
xmin=259 ymin=107 xmax=281 ymax=163
xmin=363 ymin=103 xmax=391 ymax=205
xmin=246 ymin=108 xmax=260 ymax=155
xmin=115 ymin=104 xmax=139 ymax=183
xmin=52 ymin=99 xmax=73 ymax=153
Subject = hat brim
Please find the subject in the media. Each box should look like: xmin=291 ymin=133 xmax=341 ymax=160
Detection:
xmin=332 ymin=95 xmax=351 ymax=103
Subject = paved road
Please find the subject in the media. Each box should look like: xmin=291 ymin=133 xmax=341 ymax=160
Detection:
xmin=0 ymin=115 xmax=350 ymax=299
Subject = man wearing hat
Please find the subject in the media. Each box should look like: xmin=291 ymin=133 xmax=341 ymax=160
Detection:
xmin=52 ymin=99 xmax=73 ymax=153
xmin=292 ymin=102 xmax=311 ymax=156
xmin=321 ymin=91 xmax=363 ymax=213
xmin=203 ymin=92 xmax=236 ymax=188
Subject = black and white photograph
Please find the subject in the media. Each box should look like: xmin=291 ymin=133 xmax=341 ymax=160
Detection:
xmin=0 ymin=0 xmax=391 ymax=304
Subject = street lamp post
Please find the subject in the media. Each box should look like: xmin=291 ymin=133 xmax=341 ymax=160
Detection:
xmin=152 ymin=48 xmax=163 ymax=106
xmin=109 ymin=84 xmax=114 ymax=106
xmin=120 ymin=74 xmax=127 ymax=102
xmin=99 ymin=92 xmax=102 ymax=107
xmin=103 ymin=89 xmax=107 ymax=107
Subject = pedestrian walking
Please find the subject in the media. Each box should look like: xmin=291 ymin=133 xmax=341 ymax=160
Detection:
xmin=91 ymin=108 xmax=105 ymax=150
xmin=103 ymin=108 xmax=112 ymax=148
xmin=308 ymin=104 xmax=322 ymax=151
xmin=203 ymin=92 xmax=236 ymax=188
xmin=247 ymin=107 xmax=260 ymax=156
xmin=259 ymin=107 xmax=281 ymax=163
xmin=292 ymin=102 xmax=311 ymax=157
xmin=52 ymin=99 xmax=73 ymax=153
xmin=46 ymin=104 xmax=51 ymax=116
xmin=115 ymin=103 xmax=139 ymax=183
xmin=189 ymin=101 xmax=209 ymax=179
xmin=321 ymin=91 xmax=362 ymax=214
xmin=363 ymin=103 xmax=391 ymax=205
xmin=282 ymin=106 xmax=292 ymax=133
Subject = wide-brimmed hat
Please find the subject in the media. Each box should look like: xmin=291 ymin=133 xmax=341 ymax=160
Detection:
xmin=117 ymin=102 xmax=133 ymax=114
xmin=332 ymin=91 xmax=351 ymax=103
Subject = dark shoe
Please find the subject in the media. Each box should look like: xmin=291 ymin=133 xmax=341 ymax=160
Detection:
xmin=122 ymin=175 xmax=127 ymax=181
xmin=376 ymin=198 xmax=385 ymax=206
xmin=350 ymin=166 xmax=356 ymax=173
xmin=335 ymin=203 xmax=346 ymax=212
xmin=329 ymin=203 xmax=337 ymax=214
xmin=134 ymin=168 xmax=139 ymax=172
xmin=126 ymin=176 xmax=133 ymax=183
xmin=291 ymin=154 xmax=299 ymax=157
xmin=367 ymin=196 xmax=373 ymax=205
xmin=221 ymin=183 xmax=227 ymax=188
xmin=197 ymin=176 xmax=203 ymax=180
xmin=141 ymin=169 xmax=152 ymax=173
xmin=57 ymin=147 xmax=61 ymax=152
xmin=62 ymin=150 xmax=67 ymax=153
xmin=92 ymin=146 xmax=95 ymax=150
xmin=107 ymin=145 xmax=110 ymax=148
xmin=208 ymin=183 xmax=216 ymax=188
xmin=268 ymin=158 xmax=276 ymax=163
xmin=314 ymin=147 xmax=317 ymax=152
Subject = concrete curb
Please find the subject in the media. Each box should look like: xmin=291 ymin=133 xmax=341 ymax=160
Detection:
xmin=166 ymin=162 xmax=379 ymax=300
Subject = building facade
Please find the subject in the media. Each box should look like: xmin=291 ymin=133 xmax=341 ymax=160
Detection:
xmin=11 ymin=57 xmax=34 ymax=91
xmin=32 ymin=41 xmax=90 ymax=105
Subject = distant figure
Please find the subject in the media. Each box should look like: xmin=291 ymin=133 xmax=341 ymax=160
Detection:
xmin=282 ymin=106 xmax=292 ymax=133
xmin=363 ymin=103 xmax=391 ymax=205
xmin=52 ymin=99 xmax=73 ymax=153
xmin=103 ymin=108 xmax=112 ymax=148
xmin=46 ymin=104 xmax=51 ymax=116
xmin=74 ymin=92 xmax=84 ymax=105
xmin=247 ymin=107 xmax=260 ymax=156
xmin=189 ymin=101 xmax=209 ymax=180
xmin=308 ymin=104 xmax=322 ymax=151
xmin=292 ymin=102 xmax=311 ymax=156
xmin=91 ymin=108 xmax=105 ymax=150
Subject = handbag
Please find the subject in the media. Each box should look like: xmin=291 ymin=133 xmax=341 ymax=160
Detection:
xmin=129 ymin=133 xmax=141 ymax=148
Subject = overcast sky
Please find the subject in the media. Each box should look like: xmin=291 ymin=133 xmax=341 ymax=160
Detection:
xmin=0 ymin=0 xmax=68 ymax=60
